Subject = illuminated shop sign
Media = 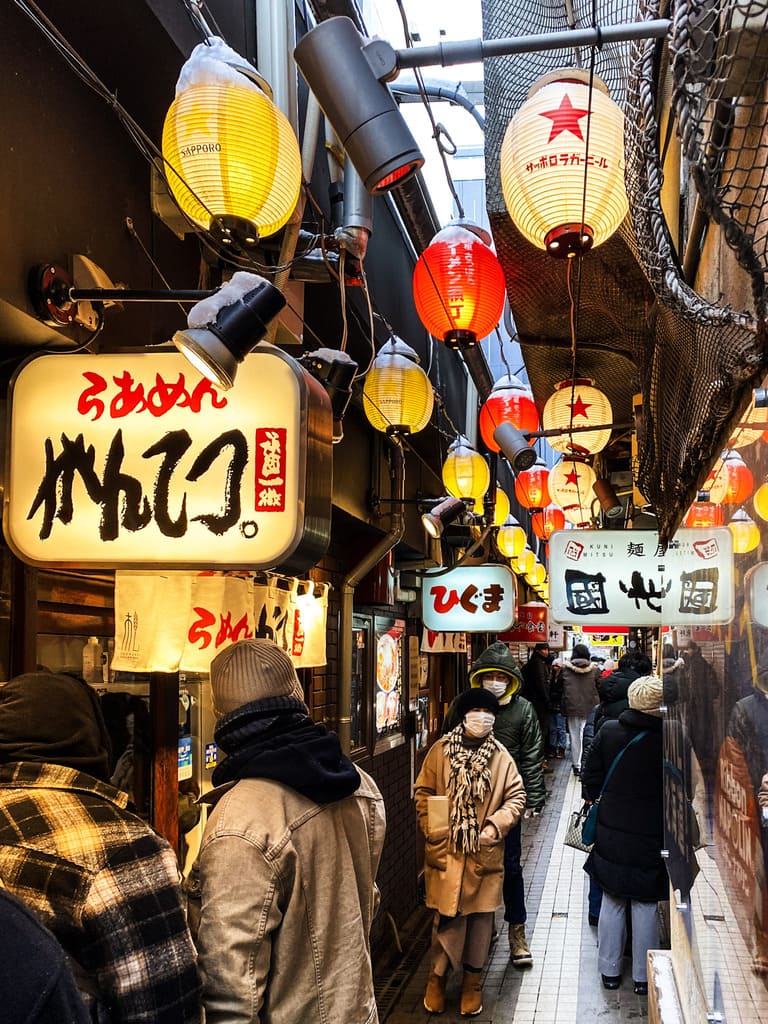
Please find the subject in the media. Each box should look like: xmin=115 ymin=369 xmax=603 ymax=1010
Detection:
xmin=549 ymin=529 xmax=734 ymax=627
xmin=4 ymin=348 xmax=332 ymax=570
xmin=498 ymin=602 xmax=548 ymax=643
xmin=423 ymin=564 xmax=516 ymax=633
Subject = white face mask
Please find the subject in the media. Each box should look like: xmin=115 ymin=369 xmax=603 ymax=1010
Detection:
xmin=483 ymin=679 xmax=508 ymax=699
xmin=464 ymin=710 xmax=495 ymax=738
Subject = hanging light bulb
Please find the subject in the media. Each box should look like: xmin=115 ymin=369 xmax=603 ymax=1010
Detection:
xmin=162 ymin=38 xmax=302 ymax=247
xmin=728 ymin=388 xmax=768 ymax=449
xmin=412 ymin=221 xmax=506 ymax=347
xmin=442 ymin=436 xmax=490 ymax=501
xmin=542 ymin=378 xmax=613 ymax=456
xmin=362 ymin=336 xmax=434 ymax=434
xmin=514 ymin=458 xmax=551 ymax=510
xmin=531 ymin=504 xmax=566 ymax=540
xmin=479 ymin=375 xmax=540 ymax=453
xmin=683 ymin=491 xmax=724 ymax=528
xmin=500 ymin=70 xmax=628 ymax=258
xmin=728 ymin=509 xmax=760 ymax=553
xmin=549 ymin=457 xmax=597 ymax=526
xmin=496 ymin=515 xmax=528 ymax=558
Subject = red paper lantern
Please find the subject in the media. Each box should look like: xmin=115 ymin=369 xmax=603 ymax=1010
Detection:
xmin=514 ymin=459 xmax=551 ymax=509
xmin=704 ymin=451 xmax=754 ymax=505
xmin=413 ymin=221 xmax=506 ymax=347
xmin=479 ymin=374 xmax=540 ymax=453
xmin=531 ymin=504 xmax=566 ymax=540
xmin=683 ymin=496 xmax=724 ymax=528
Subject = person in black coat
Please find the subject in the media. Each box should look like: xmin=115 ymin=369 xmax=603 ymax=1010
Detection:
xmin=0 ymin=886 xmax=90 ymax=1023
xmin=582 ymin=675 xmax=666 ymax=997
xmin=592 ymin=650 xmax=652 ymax=735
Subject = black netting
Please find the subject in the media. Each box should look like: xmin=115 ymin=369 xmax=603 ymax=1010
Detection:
xmin=483 ymin=0 xmax=768 ymax=541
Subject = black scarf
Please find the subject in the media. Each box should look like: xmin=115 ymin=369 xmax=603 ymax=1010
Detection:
xmin=212 ymin=695 xmax=361 ymax=804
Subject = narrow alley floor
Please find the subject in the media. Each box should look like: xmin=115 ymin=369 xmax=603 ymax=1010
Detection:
xmin=380 ymin=752 xmax=657 ymax=1024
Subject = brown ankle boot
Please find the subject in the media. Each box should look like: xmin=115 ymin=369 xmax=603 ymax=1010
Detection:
xmin=460 ymin=971 xmax=483 ymax=1016
xmin=423 ymin=971 xmax=446 ymax=1014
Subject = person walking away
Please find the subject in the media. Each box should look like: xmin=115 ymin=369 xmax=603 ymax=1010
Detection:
xmin=0 ymin=885 xmax=91 ymax=1024
xmin=0 ymin=671 xmax=202 ymax=1023
xmin=661 ymin=643 xmax=685 ymax=706
xmin=415 ymin=687 xmax=526 ymax=1016
xmin=466 ymin=640 xmax=544 ymax=970
xmin=582 ymin=676 xmax=666 ymax=996
xmin=548 ymin=658 xmax=567 ymax=758
xmin=521 ymin=643 xmax=551 ymax=762
xmin=560 ymin=644 xmax=601 ymax=775
xmin=191 ymin=639 xmax=386 ymax=1024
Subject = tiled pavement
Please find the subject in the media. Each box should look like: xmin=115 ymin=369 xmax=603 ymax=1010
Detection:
xmin=383 ymin=753 xmax=653 ymax=1023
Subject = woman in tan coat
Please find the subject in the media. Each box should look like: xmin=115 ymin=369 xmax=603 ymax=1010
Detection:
xmin=414 ymin=687 xmax=526 ymax=1016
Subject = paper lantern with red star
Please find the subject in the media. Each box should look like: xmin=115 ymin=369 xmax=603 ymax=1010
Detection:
xmin=500 ymin=70 xmax=628 ymax=258
xmin=542 ymin=378 xmax=612 ymax=456
xmin=549 ymin=457 xmax=597 ymax=525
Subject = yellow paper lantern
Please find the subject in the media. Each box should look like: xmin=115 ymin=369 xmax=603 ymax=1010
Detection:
xmin=472 ymin=487 xmax=510 ymax=526
xmin=513 ymin=548 xmax=536 ymax=576
xmin=162 ymin=49 xmax=302 ymax=244
xmin=496 ymin=516 xmax=528 ymax=558
xmin=754 ymin=481 xmax=768 ymax=522
xmin=501 ymin=70 xmax=628 ymax=257
xmin=549 ymin=458 xmax=597 ymax=526
xmin=542 ymin=378 xmax=613 ymax=455
xmin=442 ymin=436 xmax=490 ymax=501
xmin=728 ymin=509 xmax=760 ymax=554
xmin=362 ymin=336 xmax=434 ymax=434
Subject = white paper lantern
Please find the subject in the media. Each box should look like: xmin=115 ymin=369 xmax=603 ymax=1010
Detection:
xmin=501 ymin=70 xmax=628 ymax=258
xmin=542 ymin=378 xmax=613 ymax=455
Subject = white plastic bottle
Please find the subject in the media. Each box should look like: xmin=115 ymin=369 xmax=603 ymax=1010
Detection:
xmin=82 ymin=636 xmax=102 ymax=685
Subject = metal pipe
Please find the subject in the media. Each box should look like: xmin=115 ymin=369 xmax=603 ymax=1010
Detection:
xmin=338 ymin=436 xmax=406 ymax=753
xmin=69 ymin=289 xmax=212 ymax=302
xmin=391 ymin=81 xmax=485 ymax=130
xmin=392 ymin=20 xmax=672 ymax=72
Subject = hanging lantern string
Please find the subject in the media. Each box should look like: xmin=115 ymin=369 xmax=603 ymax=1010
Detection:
xmin=181 ymin=0 xmax=222 ymax=43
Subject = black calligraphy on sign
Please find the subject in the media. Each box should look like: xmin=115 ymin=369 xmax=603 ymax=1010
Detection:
xmin=564 ymin=569 xmax=608 ymax=615
xmin=28 ymin=428 xmax=248 ymax=542
xmin=679 ymin=568 xmax=719 ymax=615
xmin=619 ymin=570 xmax=672 ymax=613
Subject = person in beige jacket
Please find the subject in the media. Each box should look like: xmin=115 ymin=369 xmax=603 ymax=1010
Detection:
xmin=414 ymin=687 xmax=526 ymax=1016
xmin=190 ymin=639 xmax=386 ymax=1024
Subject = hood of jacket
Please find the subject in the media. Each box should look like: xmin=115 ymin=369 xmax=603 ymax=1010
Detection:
xmin=565 ymin=657 xmax=595 ymax=673
xmin=469 ymin=642 xmax=523 ymax=687
xmin=597 ymin=668 xmax=639 ymax=704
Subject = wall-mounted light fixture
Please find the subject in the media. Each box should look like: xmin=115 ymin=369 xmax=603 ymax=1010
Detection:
xmin=593 ymin=478 xmax=624 ymax=520
xmin=421 ymin=495 xmax=467 ymax=539
xmin=28 ymin=263 xmax=286 ymax=390
xmin=294 ymin=16 xmax=424 ymax=193
xmin=493 ymin=422 xmax=537 ymax=473
xmin=298 ymin=348 xmax=358 ymax=443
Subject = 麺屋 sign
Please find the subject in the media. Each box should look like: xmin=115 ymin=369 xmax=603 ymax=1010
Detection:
xmin=549 ymin=529 xmax=734 ymax=627
xmin=4 ymin=347 xmax=332 ymax=571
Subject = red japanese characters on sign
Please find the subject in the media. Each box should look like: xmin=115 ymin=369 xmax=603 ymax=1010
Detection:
xmin=255 ymin=428 xmax=286 ymax=512
xmin=498 ymin=603 xmax=548 ymax=643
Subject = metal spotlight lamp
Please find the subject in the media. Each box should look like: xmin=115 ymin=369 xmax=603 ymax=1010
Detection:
xmin=422 ymin=496 xmax=466 ymax=539
xmin=173 ymin=272 xmax=286 ymax=390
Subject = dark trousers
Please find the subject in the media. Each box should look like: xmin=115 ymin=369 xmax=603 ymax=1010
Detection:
xmin=503 ymin=821 xmax=526 ymax=924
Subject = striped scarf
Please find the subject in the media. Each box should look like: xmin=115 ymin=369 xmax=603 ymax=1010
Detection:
xmin=446 ymin=725 xmax=496 ymax=853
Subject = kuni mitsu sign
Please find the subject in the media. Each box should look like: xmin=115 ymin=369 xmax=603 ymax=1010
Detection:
xmin=4 ymin=347 xmax=332 ymax=570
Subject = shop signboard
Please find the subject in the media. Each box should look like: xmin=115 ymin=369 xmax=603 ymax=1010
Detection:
xmin=423 ymin=564 xmax=516 ymax=633
xmin=4 ymin=347 xmax=332 ymax=571
xmin=549 ymin=529 xmax=734 ymax=627
xmin=498 ymin=602 xmax=548 ymax=643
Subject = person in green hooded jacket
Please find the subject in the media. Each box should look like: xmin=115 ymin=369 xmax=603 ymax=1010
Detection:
xmin=443 ymin=640 xmax=545 ymax=969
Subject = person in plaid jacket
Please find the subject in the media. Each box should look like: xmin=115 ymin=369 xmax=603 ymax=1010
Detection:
xmin=0 ymin=671 xmax=201 ymax=1024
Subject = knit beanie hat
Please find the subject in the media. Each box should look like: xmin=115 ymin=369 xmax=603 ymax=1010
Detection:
xmin=454 ymin=686 xmax=500 ymax=720
xmin=0 ymin=672 xmax=111 ymax=781
xmin=210 ymin=639 xmax=306 ymax=718
xmin=627 ymin=675 xmax=664 ymax=716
